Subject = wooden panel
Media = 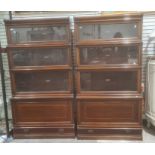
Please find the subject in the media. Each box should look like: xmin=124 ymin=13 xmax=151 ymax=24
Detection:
xmin=12 ymin=99 xmax=73 ymax=126
xmin=77 ymin=99 xmax=142 ymax=127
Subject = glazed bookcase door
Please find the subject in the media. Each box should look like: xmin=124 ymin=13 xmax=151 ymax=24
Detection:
xmin=11 ymin=71 xmax=72 ymax=95
xmin=78 ymin=23 xmax=138 ymax=40
xmin=9 ymin=26 xmax=67 ymax=43
xmin=5 ymin=19 xmax=70 ymax=45
xmin=8 ymin=47 xmax=71 ymax=68
xmin=77 ymin=44 xmax=141 ymax=67
xmin=77 ymin=70 xmax=141 ymax=94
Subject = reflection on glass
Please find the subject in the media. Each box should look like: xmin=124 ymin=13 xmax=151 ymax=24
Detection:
xmin=79 ymin=23 xmax=137 ymax=40
xmin=80 ymin=71 xmax=137 ymax=91
xmin=80 ymin=46 xmax=138 ymax=65
xmin=12 ymin=48 xmax=68 ymax=66
xmin=10 ymin=26 xmax=67 ymax=43
xmin=15 ymin=71 xmax=68 ymax=92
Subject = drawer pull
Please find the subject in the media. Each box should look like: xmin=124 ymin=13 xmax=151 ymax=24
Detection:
xmin=23 ymin=128 xmax=29 ymax=133
xmin=125 ymin=130 xmax=131 ymax=134
xmin=45 ymin=79 xmax=51 ymax=83
xmin=88 ymin=129 xmax=94 ymax=133
xmin=58 ymin=128 xmax=64 ymax=133
xmin=43 ymin=56 xmax=49 ymax=59
xmin=105 ymin=78 xmax=111 ymax=82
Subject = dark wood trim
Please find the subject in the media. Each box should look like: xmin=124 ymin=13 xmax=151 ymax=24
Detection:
xmin=7 ymin=43 xmax=71 ymax=48
xmin=12 ymin=94 xmax=74 ymax=99
xmin=76 ymin=39 xmax=142 ymax=46
xmin=10 ymin=67 xmax=72 ymax=71
xmin=76 ymin=40 xmax=142 ymax=46
xmin=76 ymin=94 xmax=143 ymax=99
xmin=77 ymin=66 xmax=142 ymax=70
xmin=5 ymin=18 xmax=69 ymax=26
xmin=74 ymin=13 xmax=143 ymax=23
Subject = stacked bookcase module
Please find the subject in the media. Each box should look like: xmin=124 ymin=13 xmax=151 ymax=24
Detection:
xmin=74 ymin=13 xmax=143 ymax=140
xmin=5 ymin=18 xmax=75 ymax=138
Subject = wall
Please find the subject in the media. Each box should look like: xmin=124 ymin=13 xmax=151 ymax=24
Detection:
xmin=142 ymin=13 xmax=155 ymax=83
xmin=0 ymin=11 xmax=10 ymax=122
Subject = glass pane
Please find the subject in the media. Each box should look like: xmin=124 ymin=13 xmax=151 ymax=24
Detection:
xmin=14 ymin=71 xmax=69 ymax=92
xmin=80 ymin=71 xmax=137 ymax=91
xmin=12 ymin=48 xmax=68 ymax=66
xmin=79 ymin=23 xmax=138 ymax=40
xmin=10 ymin=26 xmax=67 ymax=43
xmin=80 ymin=46 xmax=138 ymax=65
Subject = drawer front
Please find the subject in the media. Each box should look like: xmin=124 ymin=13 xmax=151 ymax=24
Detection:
xmin=12 ymin=99 xmax=73 ymax=126
xmin=77 ymin=99 xmax=142 ymax=127
xmin=13 ymin=127 xmax=75 ymax=138
xmin=77 ymin=128 xmax=142 ymax=140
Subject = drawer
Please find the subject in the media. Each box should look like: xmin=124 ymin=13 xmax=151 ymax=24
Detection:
xmin=12 ymin=99 xmax=74 ymax=127
xmin=77 ymin=99 xmax=142 ymax=128
xmin=13 ymin=127 xmax=75 ymax=139
xmin=77 ymin=128 xmax=142 ymax=140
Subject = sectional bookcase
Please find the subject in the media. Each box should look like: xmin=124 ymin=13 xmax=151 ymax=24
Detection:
xmin=5 ymin=18 xmax=75 ymax=138
xmin=74 ymin=13 xmax=143 ymax=140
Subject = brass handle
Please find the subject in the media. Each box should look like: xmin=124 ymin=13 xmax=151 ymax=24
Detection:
xmin=45 ymin=79 xmax=51 ymax=83
xmin=58 ymin=128 xmax=64 ymax=133
xmin=88 ymin=129 xmax=94 ymax=133
xmin=23 ymin=128 xmax=29 ymax=133
xmin=44 ymin=56 xmax=49 ymax=59
xmin=105 ymin=78 xmax=111 ymax=82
